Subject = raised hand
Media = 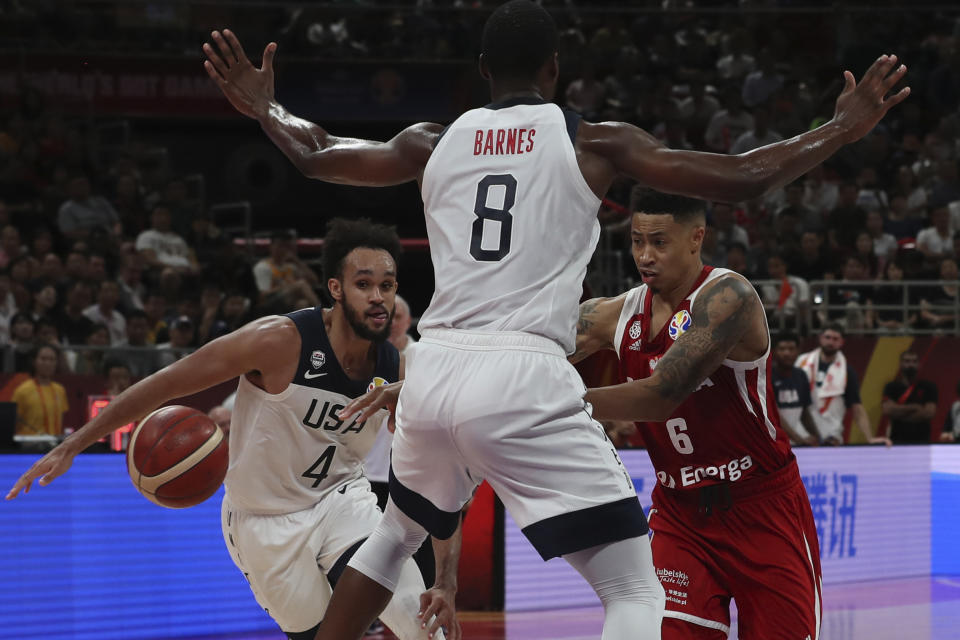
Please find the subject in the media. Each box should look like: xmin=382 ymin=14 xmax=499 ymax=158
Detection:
xmin=833 ymin=54 xmax=910 ymax=144
xmin=203 ymin=29 xmax=277 ymax=120
xmin=5 ymin=443 xmax=78 ymax=500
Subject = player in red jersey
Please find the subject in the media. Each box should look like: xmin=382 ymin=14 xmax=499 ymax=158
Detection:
xmin=574 ymin=188 xmax=821 ymax=640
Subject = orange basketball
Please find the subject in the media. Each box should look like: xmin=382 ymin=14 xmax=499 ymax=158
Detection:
xmin=127 ymin=405 xmax=228 ymax=509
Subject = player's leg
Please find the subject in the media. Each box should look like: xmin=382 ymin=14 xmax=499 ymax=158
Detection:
xmin=647 ymin=506 xmax=732 ymax=640
xmin=563 ymin=535 xmax=664 ymax=640
xmin=221 ymin=497 xmax=335 ymax=637
xmin=722 ymin=480 xmax=822 ymax=640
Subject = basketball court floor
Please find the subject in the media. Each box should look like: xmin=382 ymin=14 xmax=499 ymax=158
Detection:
xmin=181 ymin=575 xmax=960 ymax=640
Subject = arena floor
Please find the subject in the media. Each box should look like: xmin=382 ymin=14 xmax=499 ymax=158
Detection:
xmin=181 ymin=575 xmax=960 ymax=640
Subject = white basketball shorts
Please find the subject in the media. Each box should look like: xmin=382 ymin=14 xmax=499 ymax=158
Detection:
xmin=390 ymin=328 xmax=647 ymax=559
xmin=221 ymin=477 xmax=381 ymax=633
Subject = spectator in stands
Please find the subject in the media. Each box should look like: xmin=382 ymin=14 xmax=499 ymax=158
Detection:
xmin=771 ymin=333 xmax=820 ymax=446
xmin=866 ymin=210 xmax=899 ymax=265
xmin=917 ymin=206 xmax=955 ymax=261
xmin=0 ymin=268 xmax=17 ymax=345
xmin=187 ymin=210 xmax=226 ymax=267
xmin=117 ymin=252 xmax=146 ymax=312
xmin=29 ymin=227 xmax=54 ymax=263
xmin=699 ymin=226 xmax=723 ymax=267
xmin=103 ymin=359 xmax=133 ymax=396
xmin=802 ymin=164 xmax=838 ymax=224
xmin=70 ymin=323 xmax=110 ymax=376
xmin=919 ymin=257 xmax=958 ymax=331
xmin=704 ymin=86 xmax=754 ymax=153
xmin=762 ymin=254 xmax=810 ymax=334
xmin=57 ymin=174 xmax=120 ymax=241
xmin=0 ymin=224 xmax=25 ymax=268
xmin=725 ymin=242 xmax=748 ymax=275
xmin=142 ymin=290 xmax=170 ymax=344
xmin=135 ymin=204 xmax=199 ymax=275
xmin=881 ymin=350 xmax=938 ymax=444
xmin=11 ymin=343 xmax=68 ymax=436
xmin=388 ymin=294 xmax=416 ymax=356
xmin=8 ymin=255 xmax=33 ymax=309
xmin=5 ymin=312 xmax=36 ymax=372
xmin=253 ymin=229 xmax=320 ymax=312
xmin=112 ymin=173 xmax=149 ymax=235
xmin=827 ymin=255 xmax=872 ymax=332
xmin=891 ymin=164 xmax=927 ymax=216
xmin=869 ymin=260 xmax=917 ymax=332
xmin=741 ymin=51 xmax=783 ymax=108
xmin=564 ymin=61 xmax=605 ymax=119
xmin=927 ymin=159 xmax=960 ymax=209
xmin=884 ymin=194 xmax=923 ymax=240
xmin=27 ymin=283 xmax=56 ymax=322
xmin=775 ymin=180 xmax=818 ymax=231
xmin=115 ymin=309 xmax=156 ymax=378
xmin=829 ymin=181 xmax=868 ymax=251
xmin=796 ymin=324 xmax=891 ymax=446
xmin=940 ymin=381 xmax=960 ymax=442
xmin=63 ymin=250 xmax=89 ymax=284
xmin=710 ymin=201 xmax=748 ymax=253
xmin=82 ymin=280 xmax=126 ymax=346
xmin=854 ymin=166 xmax=888 ymax=214
xmin=55 ymin=281 xmax=94 ymax=346
xmin=729 ymin=103 xmax=782 ymax=155
xmin=86 ymin=252 xmax=109 ymax=287
xmin=853 ymin=231 xmax=881 ymax=278
xmin=715 ymin=29 xmax=755 ymax=80
xmin=792 ymin=230 xmax=835 ymax=281
xmin=33 ymin=253 xmax=65 ymax=292
xmin=203 ymin=290 xmax=249 ymax=342
xmin=155 ymin=315 xmax=194 ymax=369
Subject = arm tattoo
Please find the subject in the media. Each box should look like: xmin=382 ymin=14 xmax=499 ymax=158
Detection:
xmin=652 ymin=277 xmax=756 ymax=403
xmin=577 ymin=299 xmax=600 ymax=336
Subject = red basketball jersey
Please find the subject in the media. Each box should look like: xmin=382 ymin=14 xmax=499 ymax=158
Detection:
xmin=615 ymin=266 xmax=793 ymax=492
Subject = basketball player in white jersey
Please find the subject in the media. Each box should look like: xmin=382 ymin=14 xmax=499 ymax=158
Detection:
xmin=6 ymin=219 xmax=459 ymax=640
xmin=199 ymin=2 xmax=907 ymax=638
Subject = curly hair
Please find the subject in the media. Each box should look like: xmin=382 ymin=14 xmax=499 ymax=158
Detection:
xmin=321 ymin=217 xmax=402 ymax=286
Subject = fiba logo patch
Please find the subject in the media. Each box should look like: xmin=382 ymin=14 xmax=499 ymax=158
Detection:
xmin=311 ymin=350 xmax=326 ymax=369
xmin=668 ymin=310 xmax=691 ymax=341
xmin=629 ymin=320 xmax=643 ymax=340
xmin=367 ymin=377 xmax=388 ymax=393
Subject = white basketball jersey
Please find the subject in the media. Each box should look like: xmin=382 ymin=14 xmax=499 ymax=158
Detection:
xmin=224 ymin=308 xmax=399 ymax=515
xmin=418 ymin=98 xmax=602 ymax=354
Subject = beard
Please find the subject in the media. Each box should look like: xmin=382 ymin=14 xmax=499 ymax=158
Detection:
xmin=343 ymin=297 xmax=393 ymax=342
xmin=820 ymin=344 xmax=838 ymax=357
xmin=902 ymin=367 xmax=918 ymax=380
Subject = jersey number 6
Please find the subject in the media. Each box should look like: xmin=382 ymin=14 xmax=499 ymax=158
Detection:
xmin=666 ymin=418 xmax=694 ymax=454
xmin=470 ymin=174 xmax=517 ymax=262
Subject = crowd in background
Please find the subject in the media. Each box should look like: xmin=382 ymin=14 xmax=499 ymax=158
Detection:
xmin=0 ymin=1 xmax=959 ymax=440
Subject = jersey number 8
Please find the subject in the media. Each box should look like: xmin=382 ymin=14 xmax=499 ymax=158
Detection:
xmin=470 ymin=174 xmax=517 ymax=262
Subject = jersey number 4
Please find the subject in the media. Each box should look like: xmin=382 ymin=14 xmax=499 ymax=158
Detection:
xmin=470 ymin=174 xmax=517 ymax=262
xmin=302 ymin=445 xmax=336 ymax=488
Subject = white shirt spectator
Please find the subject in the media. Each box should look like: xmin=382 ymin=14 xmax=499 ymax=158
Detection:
xmin=0 ymin=291 xmax=16 ymax=346
xmin=741 ymin=70 xmax=783 ymax=108
xmin=761 ymin=275 xmax=810 ymax=316
xmin=82 ymin=305 xmax=127 ymax=346
xmin=716 ymin=53 xmax=755 ymax=80
xmin=716 ymin=224 xmax=750 ymax=251
xmin=803 ymin=180 xmax=839 ymax=218
xmin=917 ymin=226 xmax=955 ymax=257
xmin=58 ymin=197 xmax=119 ymax=236
xmin=704 ymin=109 xmax=755 ymax=153
xmin=872 ymin=232 xmax=900 ymax=262
xmin=135 ymin=229 xmax=192 ymax=269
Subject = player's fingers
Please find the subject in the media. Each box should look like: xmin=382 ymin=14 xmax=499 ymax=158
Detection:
xmin=418 ymin=592 xmax=430 ymax=617
xmin=210 ymin=31 xmax=236 ymax=65
xmin=447 ymin=620 xmax=462 ymax=640
xmin=882 ymin=86 xmax=911 ymax=112
xmin=263 ymin=42 xmax=278 ymax=72
xmin=426 ymin=614 xmax=444 ymax=638
xmin=203 ymin=60 xmax=226 ymax=85
xmin=203 ymin=43 xmax=230 ymax=77
xmin=839 ymin=70 xmax=856 ymax=96
xmin=860 ymin=54 xmax=891 ymax=87
xmin=5 ymin=477 xmax=27 ymax=500
xmin=882 ymin=63 xmax=907 ymax=91
xmin=222 ymin=29 xmax=249 ymax=63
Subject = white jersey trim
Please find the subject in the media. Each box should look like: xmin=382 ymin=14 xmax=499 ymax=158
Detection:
xmin=613 ymin=285 xmax=646 ymax=357
xmin=663 ymin=610 xmax=731 ymax=634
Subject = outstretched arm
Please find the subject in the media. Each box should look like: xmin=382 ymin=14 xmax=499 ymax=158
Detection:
xmin=570 ymin=294 xmax=626 ymax=364
xmin=6 ymin=317 xmax=298 ymax=499
xmin=203 ymin=29 xmax=441 ymax=186
xmin=585 ymin=275 xmax=758 ymax=422
xmin=586 ymin=55 xmax=908 ymax=202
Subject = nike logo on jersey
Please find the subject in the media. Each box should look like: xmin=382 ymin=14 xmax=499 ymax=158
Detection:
xmin=304 ymin=370 xmax=328 ymax=380
xmin=337 ymin=484 xmax=348 ymax=494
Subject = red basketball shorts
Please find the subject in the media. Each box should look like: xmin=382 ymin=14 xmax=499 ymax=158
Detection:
xmin=648 ymin=460 xmax=822 ymax=640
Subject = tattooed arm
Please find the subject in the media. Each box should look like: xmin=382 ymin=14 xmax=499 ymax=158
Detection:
xmin=585 ymin=275 xmax=759 ymax=421
xmin=570 ymin=294 xmax=627 ymax=364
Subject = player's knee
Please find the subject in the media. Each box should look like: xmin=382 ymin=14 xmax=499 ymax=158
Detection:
xmin=595 ymin=571 xmax=665 ymax=611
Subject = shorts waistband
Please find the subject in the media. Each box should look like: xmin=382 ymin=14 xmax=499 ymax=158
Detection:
xmin=655 ymin=457 xmax=801 ymax=512
xmin=419 ymin=328 xmax=567 ymax=357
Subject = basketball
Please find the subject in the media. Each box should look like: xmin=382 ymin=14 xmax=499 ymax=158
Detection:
xmin=126 ymin=405 xmax=228 ymax=509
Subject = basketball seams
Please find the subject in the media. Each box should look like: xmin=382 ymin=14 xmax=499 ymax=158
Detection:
xmin=138 ymin=426 xmax=225 ymax=493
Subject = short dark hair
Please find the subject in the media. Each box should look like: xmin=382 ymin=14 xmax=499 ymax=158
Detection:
xmin=481 ymin=0 xmax=557 ymax=83
xmin=102 ymin=358 xmax=130 ymax=376
xmin=629 ymin=187 xmax=707 ymax=225
xmin=774 ymin=332 xmax=800 ymax=348
xmin=126 ymin=308 xmax=148 ymax=322
xmin=822 ymin=322 xmax=844 ymax=337
xmin=322 ymin=218 xmax=402 ymax=285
